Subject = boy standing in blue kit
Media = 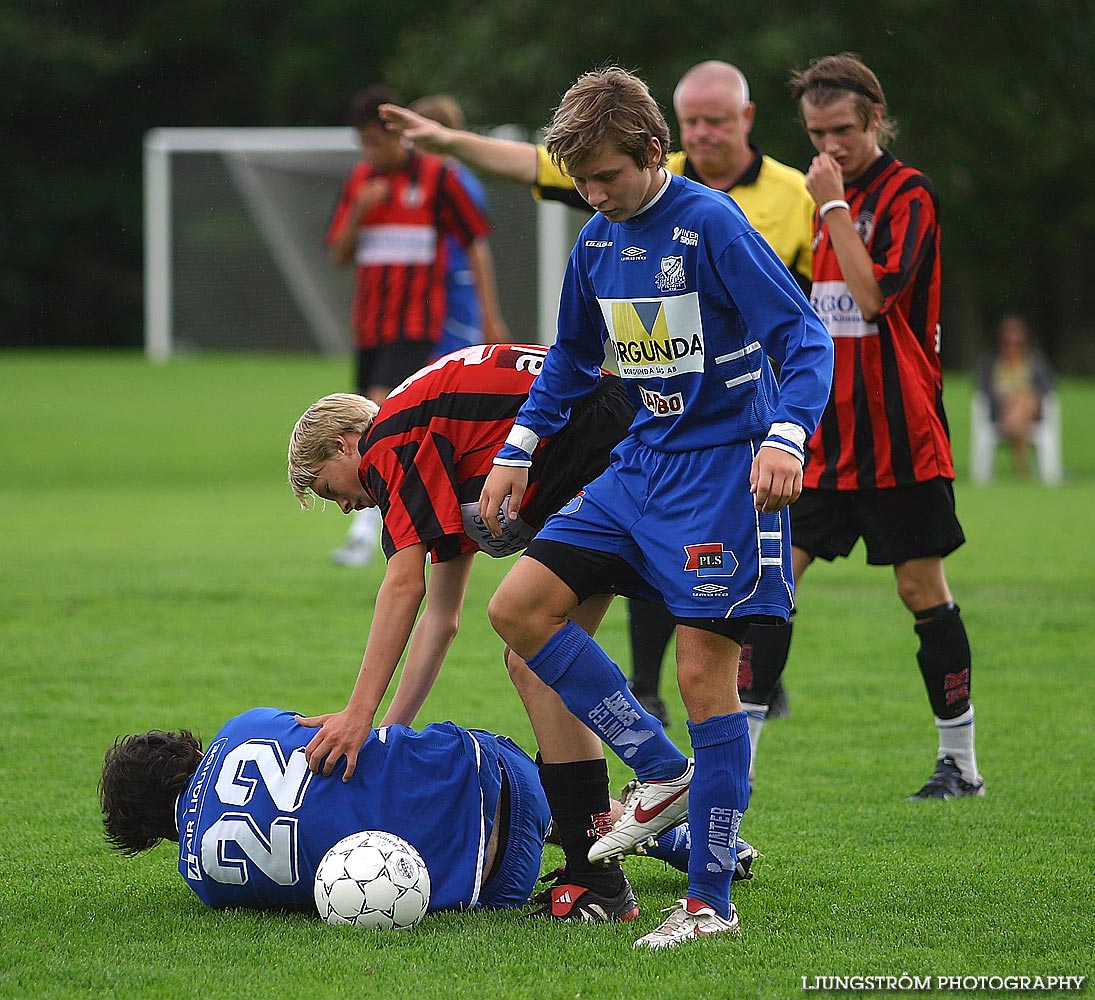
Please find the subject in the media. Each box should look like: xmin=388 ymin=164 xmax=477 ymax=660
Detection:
xmin=478 ymin=66 xmax=833 ymax=949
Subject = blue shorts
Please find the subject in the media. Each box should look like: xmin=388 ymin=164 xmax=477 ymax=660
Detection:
xmin=534 ymin=435 xmax=794 ymax=621
xmin=475 ymin=735 xmax=551 ymax=909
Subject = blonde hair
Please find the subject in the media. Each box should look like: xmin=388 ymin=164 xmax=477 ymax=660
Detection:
xmin=287 ymin=393 xmax=379 ymax=508
xmin=544 ymin=66 xmax=670 ymax=173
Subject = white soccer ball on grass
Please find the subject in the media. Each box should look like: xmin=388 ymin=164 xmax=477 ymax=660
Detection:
xmin=314 ymin=830 xmax=431 ymax=929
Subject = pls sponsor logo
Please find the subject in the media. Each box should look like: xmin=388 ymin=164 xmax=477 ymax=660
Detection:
xmin=684 ymin=543 xmax=738 ymax=578
xmin=557 ymin=492 xmax=585 ymax=515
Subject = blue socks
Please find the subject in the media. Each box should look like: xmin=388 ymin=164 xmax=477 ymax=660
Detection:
xmin=683 ymin=711 xmax=750 ymax=918
xmin=527 ymin=621 xmax=687 ymax=781
xmin=527 ymin=622 xmax=751 ymax=919
xmin=647 ymin=823 xmax=691 ymax=872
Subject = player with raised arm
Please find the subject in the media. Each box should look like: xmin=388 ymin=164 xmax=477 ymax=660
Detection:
xmin=477 ymin=68 xmax=833 ymax=949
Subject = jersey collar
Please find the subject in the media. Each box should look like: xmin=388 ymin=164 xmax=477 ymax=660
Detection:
xmin=845 ymin=149 xmax=895 ymax=194
xmin=683 ymin=142 xmax=763 ymax=192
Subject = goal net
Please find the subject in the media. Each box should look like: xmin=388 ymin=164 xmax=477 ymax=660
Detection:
xmin=143 ymin=127 xmax=584 ymax=361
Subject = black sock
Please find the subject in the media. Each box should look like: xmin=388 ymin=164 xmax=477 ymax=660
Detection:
xmin=914 ymin=603 xmax=972 ymax=719
xmin=538 ymin=758 xmax=623 ymax=892
xmin=627 ymin=599 xmax=675 ymax=695
xmin=738 ymin=618 xmax=793 ymax=702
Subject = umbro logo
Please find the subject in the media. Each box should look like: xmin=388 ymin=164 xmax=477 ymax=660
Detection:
xmin=620 ymin=246 xmax=647 ymax=260
xmin=693 ymin=583 xmax=729 ymax=596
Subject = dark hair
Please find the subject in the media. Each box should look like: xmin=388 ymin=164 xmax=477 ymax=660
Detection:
xmin=348 ymin=85 xmax=403 ymax=128
xmin=100 ymin=730 xmax=204 ymax=855
xmin=789 ymin=52 xmax=897 ymax=145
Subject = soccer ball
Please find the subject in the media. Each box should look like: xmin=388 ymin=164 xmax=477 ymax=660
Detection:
xmin=314 ymin=830 xmax=431 ymax=929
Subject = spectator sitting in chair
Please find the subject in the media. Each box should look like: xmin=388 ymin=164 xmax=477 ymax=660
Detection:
xmin=975 ymin=314 xmax=1055 ymax=479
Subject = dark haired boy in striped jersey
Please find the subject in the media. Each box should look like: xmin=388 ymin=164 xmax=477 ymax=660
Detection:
xmin=743 ymin=53 xmax=983 ymax=801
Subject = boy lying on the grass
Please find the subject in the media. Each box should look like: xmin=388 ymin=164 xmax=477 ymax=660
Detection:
xmin=100 ymin=706 xmax=754 ymax=917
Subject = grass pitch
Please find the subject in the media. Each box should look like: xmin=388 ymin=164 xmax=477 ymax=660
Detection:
xmin=1 ymin=351 xmax=1092 ymax=999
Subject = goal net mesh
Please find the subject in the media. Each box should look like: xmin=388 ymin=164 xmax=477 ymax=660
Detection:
xmin=145 ymin=128 xmax=580 ymax=359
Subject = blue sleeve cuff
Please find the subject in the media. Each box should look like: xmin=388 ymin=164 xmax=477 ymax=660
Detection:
xmin=761 ymin=436 xmax=805 ymax=464
xmin=494 ymin=442 xmax=533 ymax=468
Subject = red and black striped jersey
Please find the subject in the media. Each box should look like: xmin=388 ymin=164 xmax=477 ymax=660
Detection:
xmin=359 ymin=344 xmax=552 ymax=563
xmin=327 ymin=150 xmax=491 ymax=349
xmin=805 ymin=152 xmax=954 ymax=490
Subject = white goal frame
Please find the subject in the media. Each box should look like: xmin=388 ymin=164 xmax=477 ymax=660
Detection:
xmin=143 ymin=126 xmax=577 ymax=362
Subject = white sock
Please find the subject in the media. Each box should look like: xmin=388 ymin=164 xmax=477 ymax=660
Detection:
xmin=347 ymin=506 xmax=382 ymax=547
xmin=936 ymin=706 xmax=980 ymax=782
xmin=741 ymin=701 xmax=768 ymax=782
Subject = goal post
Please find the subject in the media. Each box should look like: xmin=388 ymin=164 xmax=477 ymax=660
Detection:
xmin=142 ymin=126 xmax=583 ymax=362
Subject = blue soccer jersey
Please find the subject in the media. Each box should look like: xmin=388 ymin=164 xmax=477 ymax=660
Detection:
xmin=175 ymin=709 xmax=515 ymax=912
xmin=512 ymin=173 xmax=832 ymax=456
xmin=517 ymin=172 xmax=833 ymax=622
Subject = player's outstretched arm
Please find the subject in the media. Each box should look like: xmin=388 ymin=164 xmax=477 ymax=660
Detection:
xmin=296 ymin=545 xmax=428 ymax=779
xmin=379 ymin=103 xmax=539 ymax=186
xmin=380 ymin=551 xmax=476 ymax=727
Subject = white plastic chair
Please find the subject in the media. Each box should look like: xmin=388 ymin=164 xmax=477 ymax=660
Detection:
xmin=970 ymin=390 xmax=1062 ymax=485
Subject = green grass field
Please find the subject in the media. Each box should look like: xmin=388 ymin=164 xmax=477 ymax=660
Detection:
xmin=1 ymin=351 xmax=1092 ymax=999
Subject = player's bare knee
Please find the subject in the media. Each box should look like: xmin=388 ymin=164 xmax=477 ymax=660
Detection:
xmin=675 ymin=660 xmax=707 ymax=699
xmin=897 ymin=575 xmax=937 ymax=613
xmin=487 ymin=588 xmax=517 ymax=640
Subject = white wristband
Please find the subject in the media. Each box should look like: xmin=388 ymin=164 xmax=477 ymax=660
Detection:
xmin=768 ymin=421 xmax=807 ymax=450
xmin=819 ymin=199 xmax=850 ymax=221
xmin=505 ymin=424 xmax=540 ymax=456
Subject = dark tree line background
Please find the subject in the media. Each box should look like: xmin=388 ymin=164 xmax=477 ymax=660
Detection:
xmin=4 ymin=0 xmax=1094 ymax=371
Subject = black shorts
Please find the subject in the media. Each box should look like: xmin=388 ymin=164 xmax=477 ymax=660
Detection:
xmin=524 ymin=536 xmax=654 ymax=602
xmin=523 ymin=374 xmax=634 ymax=529
xmin=524 ymin=538 xmax=779 ymax=644
xmin=356 ymin=341 xmax=435 ymax=395
xmin=791 ymin=478 xmax=966 ymax=566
